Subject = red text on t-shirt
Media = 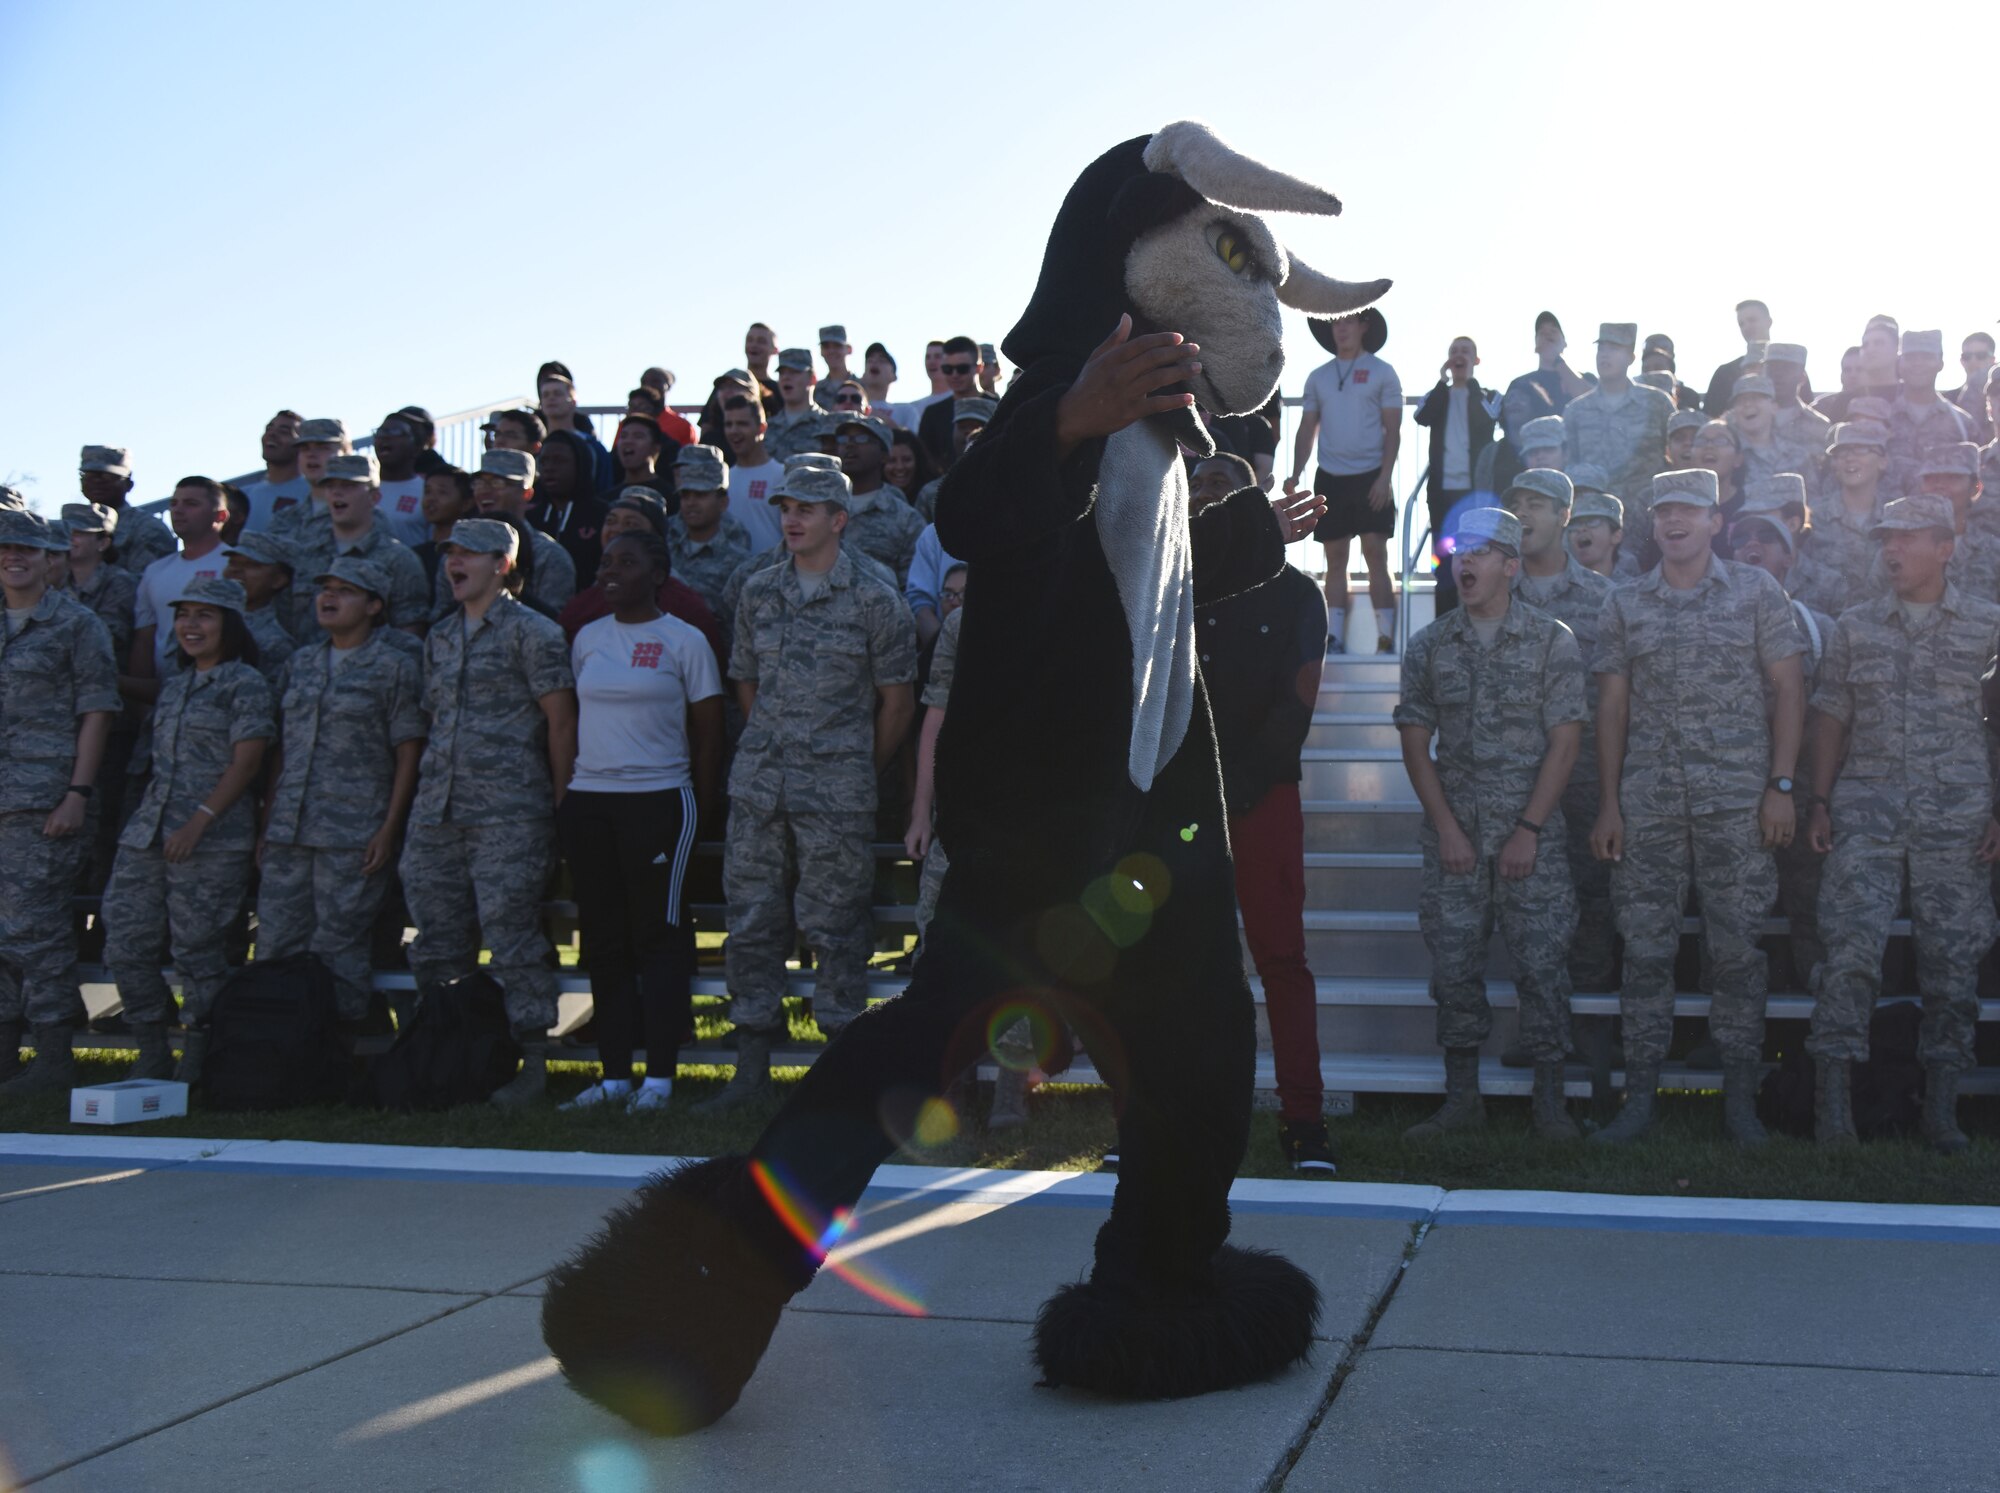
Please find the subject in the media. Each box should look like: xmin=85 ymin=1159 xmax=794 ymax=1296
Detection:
xmin=631 ymin=641 xmax=664 ymax=669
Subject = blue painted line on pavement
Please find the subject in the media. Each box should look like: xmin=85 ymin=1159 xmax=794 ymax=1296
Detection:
xmin=1436 ymin=1207 xmax=2000 ymax=1245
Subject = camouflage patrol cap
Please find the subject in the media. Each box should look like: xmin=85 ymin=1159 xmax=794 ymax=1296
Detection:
xmin=1730 ymin=374 xmax=1777 ymax=402
xmin=953 ymin=395 xmax=998 ymax=426
xmin=1567 ymin=490 xmax=1625 ymax=526
xmin=0 ymin=485 xmax=27 ymax=510
xmin=294 ymin=418 xmax=347 ymax=447
xmin=0 ymin=508 xmax=60 ymax=551
xmin=1900 ymin=329 xmax=1945 ymax=359
xmin=1650 ymin=468 xmax=1721 ymax=508
xmin=1920 ymin=442 xmax=1982 ymax=479
xmin=1667 ymin=409 xmax=1709 ymax=437
xmin=171 ymin=575 xmax=249 ymax=615
xmin=63 ymin=501 xmax=117 ymax=534
xmin=1827 ymin=421 xmax=1889 ymax=451
xmin=835 ymin=414 xmax=894 ymax=451
xmin=80 ymin=445 xmax=132 ymax=476
xmin=673 ymin=444 xmax=729 ymax=491
xmin=1518 ymin=414 xmax=1564 ymax=453
xmin=1451 ymin=507 xmax=1521 ymax=556
xmin=320 ymin=451 xmax=380 ymax=485
xmin=1643 ymin=332 xmax=1676 ymax=360
xmin=1566 ymin=462 xmax=1612 ymax=495
xmin=1727 ymin=508 xmax=1794 ymax=556
xmin=714 ymin=368 xmax=754 ymax=387
xmin=772 ymin=464 xmax=852 ymax=512
xmin=224 ymin=530 xmax=296 ymax=571
xmin=478 ymin=449 xmax=537 ymax=485
xmin=1693 ymin=418 xmax=1740 ymax=450
xmin=1870 ymin=493 xmax=1957 ymax=538
xmin=444 ymin=517 xmax=519 ymax=559
xmin=1595 ymin=323 xmax=1638 ymax=348
xmin=1765 ymin=342 xmax=1807 ymax=366
xmin=1742 ymin=474 xmax=1808 ymax=514
xmin=1846 ymin=395 xmax=1895 ymax=425
xmin=45 ymin=519 xmax=70 ymax=548
xmin=1503 ymin=468 xmax=1574 ymax=510
xmin=316 ymin=556 xmax=391 ymax=598
xmin=784 ymin=453 xmax=842 ymax=473
xmin=817 ymin=325 xmax=848 ymax=345
xmin=1635 ymin=371 xmax=1678 ymax=396
xmin=777 ymin=347 xmax=815 ymax=372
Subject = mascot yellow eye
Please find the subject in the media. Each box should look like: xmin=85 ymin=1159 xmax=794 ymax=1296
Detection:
xmin=1214 ymin=231 xmax=1250 ymax=275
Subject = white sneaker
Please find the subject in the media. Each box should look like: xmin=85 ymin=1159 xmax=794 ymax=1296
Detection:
xmin=629 ymin=1085 xmax=673 ymax=1113
xmin=559 ymin=1082 xmax=630 ymax=1112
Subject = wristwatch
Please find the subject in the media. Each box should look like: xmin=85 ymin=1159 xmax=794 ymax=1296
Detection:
xmin=65 ymin=784 xmax=94 ymax=800
xmin=1766 ymin=776 xmax=1794 ymax=795
xmin=1515 ymin=816 xmax=1543 ymax=836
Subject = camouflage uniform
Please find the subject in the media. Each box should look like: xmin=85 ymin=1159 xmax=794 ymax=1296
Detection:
xmin=762 ymin=409 xmax=824 ymax=464
xmin=428 ymin=525 xmax=575 ymax=620
xmin=283 ymin=516 xmax=431 ymax=635
xmin=1561 ymin=383 xmax=1675 ymax=504
xmin=400 ymin=594 xmax=574 ymax=1037
xmin=112 ymin=507 xmax=177 ymax=575
xmin=841 ymin=485 xmax=927 ymax=587
xmin=1784 ymin=549 xmax=1845 ymax=618
xmin=912 ymin=606 xmax=963 ymax=936
xmin=1805 ymin=490 xmax=1889 ymax=603
xmin=0 ymin=593 xmax=121 ymax=1026
xmin=104 ymin=659 xmax=275 ymax=1024
xmin=1886 ymin=394 xmax=1974 ymax=494
xmin=716 ymin=544 xmax=899 ymax=648
xmin=666 ymin=514 xmax=754 ymax=615
xmin=1395 ymin=601 xmax=1586 ymax=1059
xmin=1807 ymin=585 xmax=2000 ymax=1071
xmin=1982 ymin=437 xmax=2000 ymax=493
xmin=243 ymin=605 xmax=296 ymax=685
xmin=64 ymin=563 xmax=138 ymax=663
xmin=1593 ymin=559 xmax=1804 ymax=1065
xmin=913 ymin=476 xmax=945 ymax=525
xmin=1513 ymin=558 xmax=1616 ymax=989
xmin=724 ymin=549 xmax=918 ymax=1035
xmin=257 ymin=634 xmax=427 ymax=1018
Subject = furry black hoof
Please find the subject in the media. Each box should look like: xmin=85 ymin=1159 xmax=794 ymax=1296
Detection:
xmin=541 ymin=1155 xmax=795 ymax=1436
xmin=1032 ymin=1245 xmax=1320 ymax=1399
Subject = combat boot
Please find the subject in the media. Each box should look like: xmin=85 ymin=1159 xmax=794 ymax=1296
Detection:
xmin=987 ymin=1066 xmax=1030 ymax=1131
xmin=1920 ymin=1066 xmax=1970 ymax=1156
xmin=1813 ymin=1057 xmax=1858 ymax=1147
xmin=1403 ymin=1048 xmax=1485 ymax=1140
xmin=695 ymin=1029 xmax=775 ymax=1114
xmin=1722 ymin=1058 xmax=1768 ymax=1148
xmin=1531 ymin=1060 xmax=1579 ymax=1140
xmin=174 ymin=1029 xmax=210 ymax=1088
xmin=0 ymin=1020 xmax=22 ymax=1084
xmin=0 ymin=1023 xmax=77 ymax=1098
xmin=130 ymin=1020 xmax=176 ymax=1081
xmin=1591 ymin=1063 xmax=1659 ymax=1145
xmin=490 ymin=1041 xmax=549 ymax=1109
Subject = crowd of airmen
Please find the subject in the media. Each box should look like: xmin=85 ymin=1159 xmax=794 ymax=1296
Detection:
xmin=1395 ymin=318 xmax=2000 ymax=1153
xmin=0 ymin=349 xmax=980 ymax=1106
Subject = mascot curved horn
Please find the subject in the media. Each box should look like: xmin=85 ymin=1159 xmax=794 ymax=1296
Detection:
xmin=1277 ymin=252 xmax=1394 ymax=318
xmin=1141 ymin=120 xmax=1344 ymax=216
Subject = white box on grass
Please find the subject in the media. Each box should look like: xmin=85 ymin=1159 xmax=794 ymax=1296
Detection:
xmin=70 ymin=1079 xmax=188 ymax=1125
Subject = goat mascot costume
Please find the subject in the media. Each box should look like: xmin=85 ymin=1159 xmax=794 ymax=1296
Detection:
xmin=542 ymin=121 xmax=1390 ymax=1434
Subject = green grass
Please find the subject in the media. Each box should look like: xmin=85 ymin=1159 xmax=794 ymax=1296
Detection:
xmin=8 ymin=1046 xmax=1999 ymax=1207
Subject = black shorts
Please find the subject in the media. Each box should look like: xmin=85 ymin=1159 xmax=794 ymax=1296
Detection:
xmin=1310 ymin=467 xmax=1392 ymax=542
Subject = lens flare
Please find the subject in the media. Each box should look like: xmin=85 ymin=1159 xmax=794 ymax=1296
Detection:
xmin=749 ymin=1159 xmax=927 ymax=1316
xmin=984 ymin=999 xmax=1064 ymax=1073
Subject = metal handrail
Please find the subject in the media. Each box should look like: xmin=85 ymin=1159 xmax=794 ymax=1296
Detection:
xmin=1395 ymin=469 xmax=1433 ymax=649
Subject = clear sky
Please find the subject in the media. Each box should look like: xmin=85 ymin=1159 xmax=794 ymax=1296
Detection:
xmin=3 ymin=0 xmax=1993 ymax=512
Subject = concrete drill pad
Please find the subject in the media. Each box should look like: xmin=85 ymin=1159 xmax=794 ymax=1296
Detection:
xmin=1371 ymin=1222 xmax=2000 ymax=1374
xmin=0 ymin=1169 xmax=632 ymax=1294
xmin=0 ymin=1273 xmax=477 ymax=1487
xmin=35 ymin=1293 xmax=1342 ymax=1493
xmin=1288 ymin=1347 xmax=2000 ymax=1491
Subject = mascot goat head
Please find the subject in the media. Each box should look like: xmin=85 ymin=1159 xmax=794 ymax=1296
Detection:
xmin=1003 ymin=120 xmax=1391 ymax=421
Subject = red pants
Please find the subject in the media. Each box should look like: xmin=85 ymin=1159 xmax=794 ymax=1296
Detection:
xmin=1230 ymin=781 xmax=1324 ymax=1123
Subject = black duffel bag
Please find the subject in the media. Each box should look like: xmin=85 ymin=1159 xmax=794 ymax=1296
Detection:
xmin=366 ymin=972 xmax=523 ymax=1111
xmin=201 ymin=954 xmax=353 ymax=1111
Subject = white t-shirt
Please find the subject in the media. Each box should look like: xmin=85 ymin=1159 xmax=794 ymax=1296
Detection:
xmin=568 ymin=613 xmax=723 ymax=793
xmin=135 ymin=547 xmax=228 ymax=667
xmin=1301 ymin=352 xmax=1403 ymax=476
xmin=239 ymin=476 xmax=311 ymax=534
xmin=727 ymin=460 xmax=788 ymax=555
xmin=374 ymin=477 xmax=430 ymax=549
xmin=1442 ymin=384 xmax=1472 ymax=489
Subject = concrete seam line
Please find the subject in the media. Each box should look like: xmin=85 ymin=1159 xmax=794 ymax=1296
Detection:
xmin=1363 ymin=1342 xmax=2000 ymax=1380
xmin=12 ymin=1291 xmax=503 ymax=1488
xmin=1263 ymin=1210 xmax=1441 ymax=1492
xmin=0 ymin=1266 xmax=478 ymax=1297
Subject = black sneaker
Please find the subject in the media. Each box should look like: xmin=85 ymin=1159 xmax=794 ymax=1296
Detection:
xmin=1279 ymin=1119 xmax=1338 ymax=1175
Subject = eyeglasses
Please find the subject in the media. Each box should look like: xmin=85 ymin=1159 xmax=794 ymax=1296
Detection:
xmin=941 ymin=362 xmax=974 ymax=375
xmin=833 ymin=393 xmax=864 ymax=407
xmin=834 ymin=432 xmax=876 ymax=446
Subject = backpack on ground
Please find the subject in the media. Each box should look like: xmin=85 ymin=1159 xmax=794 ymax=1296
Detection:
xmin=1758 ymin=1001 xmax=1924 ymax=1140
xmin=366 ymin=973 xmax=523 ymax=1111
xmin=200 ymin=954 xmax=353 ymax=1111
